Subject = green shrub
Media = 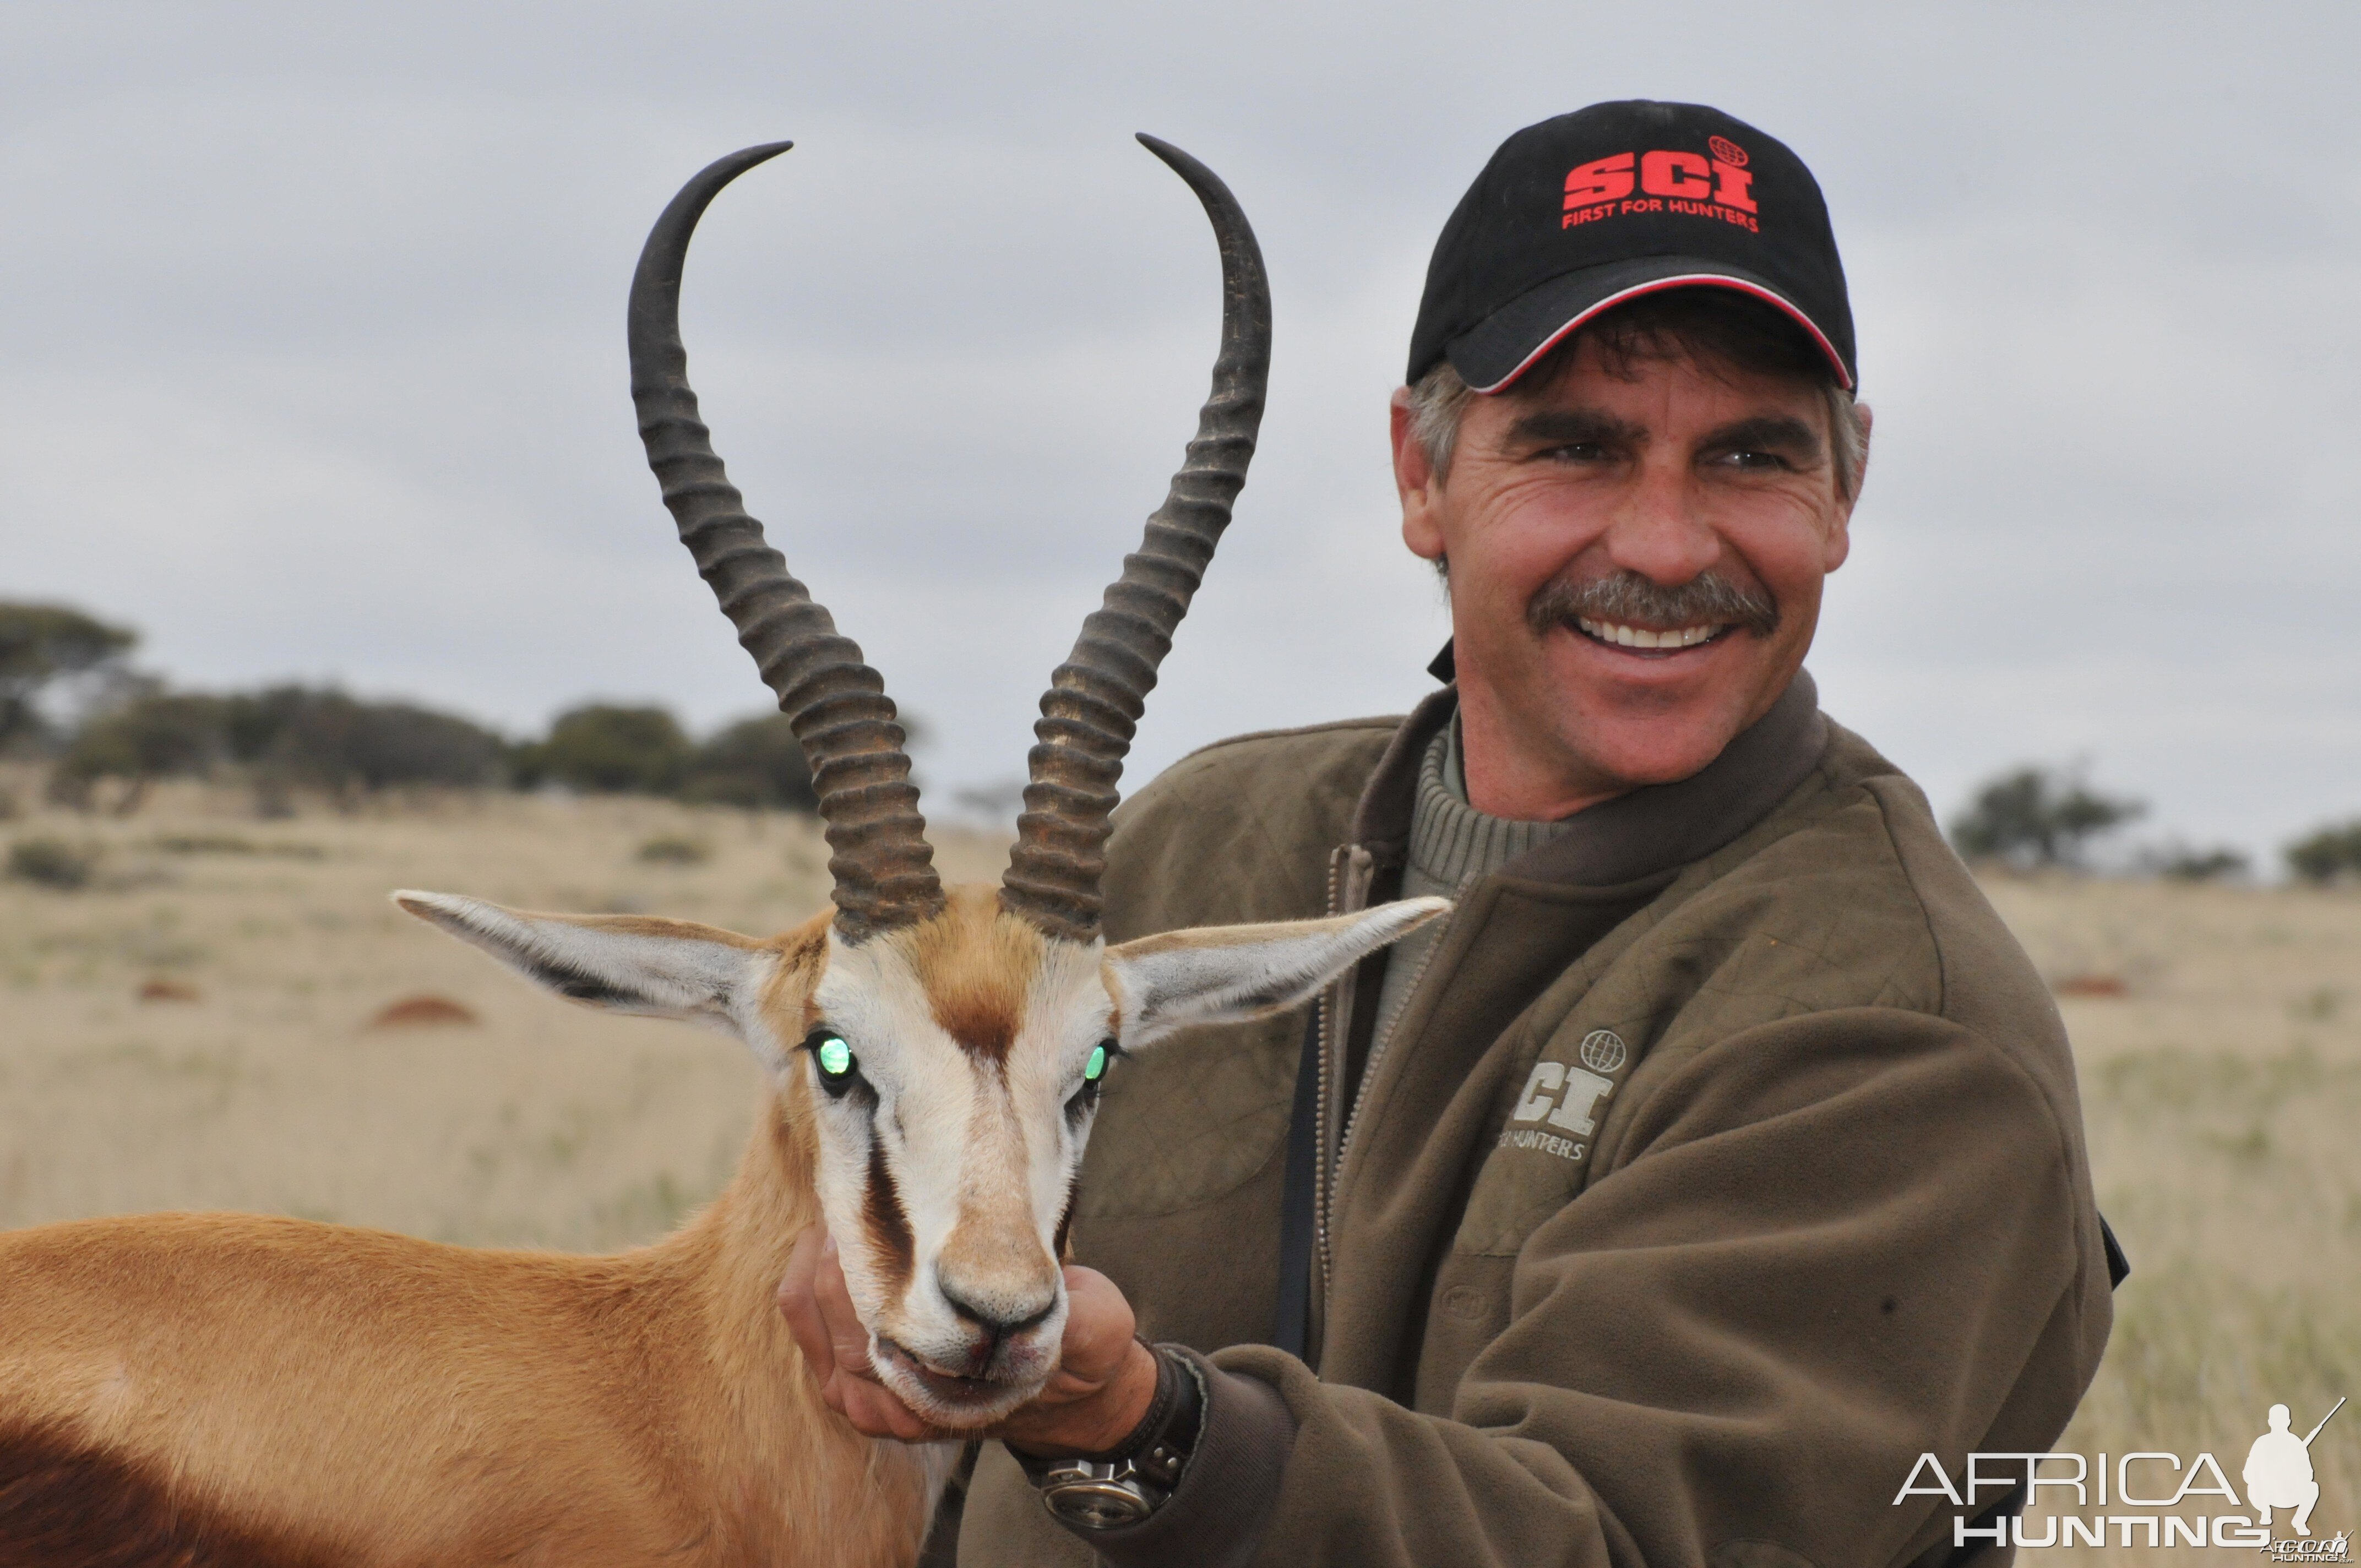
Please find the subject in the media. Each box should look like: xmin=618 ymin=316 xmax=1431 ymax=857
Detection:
xmin=2286 ymin=819 xmax=2361 ymax=885
xmin=47 ymin=693 xmax=229 ymax=809
xmin=2147 ymin=844 xmax=2251 ymax=883
xmin=6 ymin=836 xmax=97 ymax=889
xmin=635 ymin=835 xmax=710 ymax=866
xmin=678 ymin=714 xmax=818 ymax=812
xmin=224 ymin=687 xmax=505 ymax=793
xmin=512 ymin=704 xmax=693 ymax=795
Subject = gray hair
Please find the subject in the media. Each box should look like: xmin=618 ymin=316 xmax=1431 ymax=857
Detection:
xmin=1403 ymin=357 xmax=1867 ymax=502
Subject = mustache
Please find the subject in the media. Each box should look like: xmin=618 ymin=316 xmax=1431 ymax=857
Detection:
xmin=1526 ymin=569 xmax=1780 ymax=640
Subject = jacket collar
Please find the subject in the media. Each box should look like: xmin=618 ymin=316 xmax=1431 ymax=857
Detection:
xmin=1352 ymin=653 xmax=1830 ymax=890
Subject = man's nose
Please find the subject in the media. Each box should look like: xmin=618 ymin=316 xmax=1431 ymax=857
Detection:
xmin=1600 ymin=464 xmax=1721 ymax=587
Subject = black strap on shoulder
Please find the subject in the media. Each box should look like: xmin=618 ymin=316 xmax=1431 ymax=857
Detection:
xmin=1272 ymin=1008 xmax=1321 ymax=1360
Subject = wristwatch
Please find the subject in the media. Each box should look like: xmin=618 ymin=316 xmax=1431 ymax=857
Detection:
xmin=1017 ymin=1342 xmax=1205 ymax=1529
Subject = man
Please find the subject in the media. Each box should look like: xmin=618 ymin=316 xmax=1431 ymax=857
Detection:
xmin=2245 ymin=1403 xmax=2329 ymax=1537
xmin=785 ymin=100 xmax=2115 ymax=1566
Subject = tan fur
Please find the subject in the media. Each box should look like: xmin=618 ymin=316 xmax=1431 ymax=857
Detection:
xmin=0 ymin=884 xmax=1439 ymax=1562
xmin=894 ymin=885 xmax=1045 ymax=1063
xmin=0 ymin=908 xmax=939 ymax=1568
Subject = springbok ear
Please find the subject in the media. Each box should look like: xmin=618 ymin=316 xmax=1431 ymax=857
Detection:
xmin=393 ymin=891 xmax=777 ymax=1038
xmin=1103 ymin=897 xmax=1449 ymax=1047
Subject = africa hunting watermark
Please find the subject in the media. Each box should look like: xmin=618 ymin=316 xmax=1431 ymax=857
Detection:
xmin=1896 ymin=1399 xmax=2346 ymax=1553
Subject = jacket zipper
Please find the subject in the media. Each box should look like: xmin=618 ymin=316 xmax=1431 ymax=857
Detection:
xmin=1311 ymin=845 xmax=1374 ymax=1297
xmin=1325 ymin=896 xmax=1456 ymax=1288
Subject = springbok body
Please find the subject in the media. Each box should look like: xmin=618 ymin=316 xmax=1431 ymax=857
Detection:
xmin=0 ymin=137 xmax=1444 ymax=1566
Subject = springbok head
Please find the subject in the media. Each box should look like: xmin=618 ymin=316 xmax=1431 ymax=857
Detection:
xmin=394 ymin=139 xmax=1445 ymax=1429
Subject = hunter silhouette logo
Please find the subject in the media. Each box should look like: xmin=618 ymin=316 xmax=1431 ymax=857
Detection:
xmin=2249 ymin=1398 xmax=2343 ymax=1542
xmin=1897 ymin=1396 xmax=2347 ymax=1550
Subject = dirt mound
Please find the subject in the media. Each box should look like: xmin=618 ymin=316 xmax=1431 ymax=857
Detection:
xmin=368 ymin=994 xmax=480 ymax=1028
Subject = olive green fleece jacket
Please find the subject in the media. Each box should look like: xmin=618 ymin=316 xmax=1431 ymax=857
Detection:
xmin=955 ymin=674 xmax=2113 ymax=1568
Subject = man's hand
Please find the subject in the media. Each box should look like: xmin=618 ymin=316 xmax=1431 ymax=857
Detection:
xmin=777 ymin=1228 xmax=1161 ymax=1455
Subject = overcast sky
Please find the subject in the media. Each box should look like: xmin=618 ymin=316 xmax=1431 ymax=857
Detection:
xmin=6 ymin=2 xmax=2357 ymax=864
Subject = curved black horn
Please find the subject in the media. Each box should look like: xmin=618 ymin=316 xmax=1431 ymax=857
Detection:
xmin=1000 ymin=136 xmax=1271 ymax=942
xmin=628 ymin=142 xmax=944 ymax=943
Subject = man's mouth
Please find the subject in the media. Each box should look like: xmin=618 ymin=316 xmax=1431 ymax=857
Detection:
xmin=1574 ymin=617 xmax=1728 ymax=652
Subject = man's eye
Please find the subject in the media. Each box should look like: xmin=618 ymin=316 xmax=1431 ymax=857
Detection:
xmin=1722 ymin=449 xmax=1789 ymax=470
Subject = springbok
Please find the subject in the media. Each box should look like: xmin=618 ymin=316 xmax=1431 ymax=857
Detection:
xmin=0 ymin=138 xmax=1443 ymax=1567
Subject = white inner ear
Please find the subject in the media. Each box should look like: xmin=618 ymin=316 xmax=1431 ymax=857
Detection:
xmin=1104 ymin=897 xmax=1449 ymax=1047
xmin=393 ymin=891 xmax=777 ymax=1045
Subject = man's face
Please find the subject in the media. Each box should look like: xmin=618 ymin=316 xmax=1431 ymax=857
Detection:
xmin=1394 ymin=331 xmax=1865 ymax=818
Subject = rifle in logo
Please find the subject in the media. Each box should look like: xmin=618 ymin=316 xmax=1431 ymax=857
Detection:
xmin=2248 ymin=1397 xmax=2343 ymax=1539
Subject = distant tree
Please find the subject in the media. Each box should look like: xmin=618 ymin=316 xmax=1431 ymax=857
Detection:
xmin=47 ymin=693 xmax=229 ymax=812
xmin=222 ymin=687 xmax=504 ymax=796
xmin=0 ymin=602 xmax=137 ymax=753
xmin=1949 ymin=765 xmax=2146 ymax=869
xmin=2286 ymin=819 xmax=2361 ymax=886
xmin=514 ymin=704 xmax=693 ymax=794
xmin=678 ymin=714 xmax=818 ymax=812
xmin=48 ymin=683 xmax=505 ymax=814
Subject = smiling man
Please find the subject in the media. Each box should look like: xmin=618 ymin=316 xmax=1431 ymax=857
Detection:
xmin=786 ymin=101 xmax=2117 ymax=1568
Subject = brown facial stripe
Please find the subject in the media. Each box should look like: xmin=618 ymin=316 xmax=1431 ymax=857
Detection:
xmin=863 ymin=1139 xmax=916 ymax=1297
xmin=904 ymin=888 xmax=1042 ymax=1063
xmin=1052 ymin=1178 xmax=1078 ymax=1261
xmin=0 ymin=1421 xmax=345 ymax=1568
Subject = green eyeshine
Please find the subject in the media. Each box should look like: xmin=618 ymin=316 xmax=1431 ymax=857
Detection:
xmin=1084 ymin=1043 xmax=1109 ymax=1083
xmin=815 ymin=1035 xmax=853 ymax=1077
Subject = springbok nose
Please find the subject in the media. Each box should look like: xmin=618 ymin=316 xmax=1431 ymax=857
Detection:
xmin=935 ymin=1268 xmax=1057 ymax=1339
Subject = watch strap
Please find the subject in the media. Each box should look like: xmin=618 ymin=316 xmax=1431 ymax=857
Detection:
xmin=1018 ymin=1343 xmax=1206 ymax=1528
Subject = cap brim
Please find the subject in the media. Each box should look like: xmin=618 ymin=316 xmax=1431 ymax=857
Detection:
xmin=1445 ymin=255 xmax=1854 ymax=394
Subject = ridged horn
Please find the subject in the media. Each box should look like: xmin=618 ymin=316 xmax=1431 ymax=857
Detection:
xmin=1000 ymin=135 xmax=1271 ymax=943
xmin=627 ymin=141 xmax=944 ymax=943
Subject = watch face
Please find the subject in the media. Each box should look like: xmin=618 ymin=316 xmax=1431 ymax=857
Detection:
xmin=1045 ymin=1479 xmax=1157 ymax=1530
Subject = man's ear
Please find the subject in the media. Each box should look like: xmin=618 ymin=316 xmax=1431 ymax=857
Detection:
xmin=1103 ymin=897 xmax=1450 ymax=1048
xmin=1391 ymin=386 xmax=1449 ymax=565
xmin=393 ymin=890 xmax=778 ymax=1038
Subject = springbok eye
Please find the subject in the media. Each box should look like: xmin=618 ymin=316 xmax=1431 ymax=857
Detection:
xmin=1067 ymin=1038 xmax=1119 ymax=1122
xmin=807 ymin=1028 xmax=858 ymax=1097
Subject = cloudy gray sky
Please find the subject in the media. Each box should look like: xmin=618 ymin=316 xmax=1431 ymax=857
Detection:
xmin=6 ymin=2 xmax=2356 ymax=863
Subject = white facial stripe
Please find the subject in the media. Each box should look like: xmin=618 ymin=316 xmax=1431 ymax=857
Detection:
xmin=809 ymin=929 xmax=1073 ymax=1371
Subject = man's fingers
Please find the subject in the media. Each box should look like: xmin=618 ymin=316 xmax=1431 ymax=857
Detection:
xmin=840 ymin=1379 xmax=938 ymax=1442
xmin=777 ymin=1226 xmax=833 ymax=1373
xmin=813 ymin=1236 xmax=878 ymax=1376
xmin=779 ymin=1231 xmax=938 ymax=1441
xmin=1058 ymin=1265 xmax=1140 ymax=1384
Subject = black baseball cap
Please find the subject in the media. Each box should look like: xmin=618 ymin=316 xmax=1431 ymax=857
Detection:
xmin=1408 ymin=101 xmax=1856 ymax=393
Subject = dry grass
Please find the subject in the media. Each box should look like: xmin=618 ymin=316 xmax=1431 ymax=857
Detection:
xmin=3 ymin=775 xmax=2355 ymax=1556
xmin=0 ymin=767 xmax=1010 ymax=1250
xmin=1981 ymin=874 xmax=2361 ymax=1560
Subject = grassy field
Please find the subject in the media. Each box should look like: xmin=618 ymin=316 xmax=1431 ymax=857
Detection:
xmin=3 ymin=772 xmax=2355 ymax=1560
